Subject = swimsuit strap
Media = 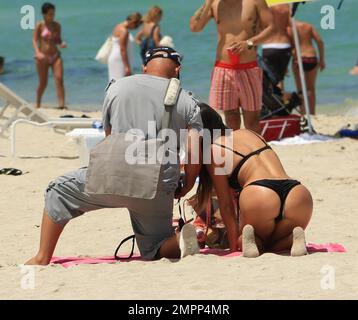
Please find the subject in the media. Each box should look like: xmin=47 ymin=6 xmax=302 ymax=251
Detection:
xmin=247 ymin=129 xmax=270 ymax=147
xmin=214 ymin=133 xmax=272 ymax=191
xmin=150 ymin=24 xmax=158 ymax=37
xmin=213 ymin=143 xmax=246 ymax=158
xmin=229 ymin=145 xmax=271 ymax=182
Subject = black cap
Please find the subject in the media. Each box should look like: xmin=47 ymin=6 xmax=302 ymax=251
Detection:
xmin=144 ymin=47 xmax=182 ymax=66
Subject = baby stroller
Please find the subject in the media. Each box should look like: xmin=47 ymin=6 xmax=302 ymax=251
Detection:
xmin=257 ymin=56 xmax=312 ymax=140
xmin=258 ymin=55 xmax=301 ymax=120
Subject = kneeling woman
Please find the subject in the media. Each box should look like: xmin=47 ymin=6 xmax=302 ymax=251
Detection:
xmin=196 ymin=104 xmax=313 ymax=257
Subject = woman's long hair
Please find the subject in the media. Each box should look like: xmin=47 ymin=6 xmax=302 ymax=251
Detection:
xmin=196 ymin=103 xmax=228 ymax=213
xmin=127 ymin=12 xmax=143 ymax=28
xmin=143 ymin=6 xmax=163 ymax=23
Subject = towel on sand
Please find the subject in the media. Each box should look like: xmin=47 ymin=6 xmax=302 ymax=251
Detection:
xmin=50 ymin=243 xmax=346 ymax=268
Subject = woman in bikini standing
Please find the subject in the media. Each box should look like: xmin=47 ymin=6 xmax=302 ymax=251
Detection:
xmin=135 ymin=6 xmax=163 ymax=63
xmin=191 ymin=104 xmax=313 ymax=258
xmin=33 ymin=2 xmax=66 ymax=109
xmin=288 ymin=21 xmax=326 ymax=115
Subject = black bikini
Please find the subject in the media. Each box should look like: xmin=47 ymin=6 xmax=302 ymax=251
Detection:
xmin=215 ymin=131 xmax=301 ymax=221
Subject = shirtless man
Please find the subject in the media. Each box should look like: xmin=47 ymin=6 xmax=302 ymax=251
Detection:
xmin=190 ymin=0 xmax=274 ymax=132
xmin=262 ymin=4 xmax=292 ymax=90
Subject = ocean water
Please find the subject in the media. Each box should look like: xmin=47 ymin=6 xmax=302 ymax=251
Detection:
xmin=0 ymin=0 xmax=357 ymax=114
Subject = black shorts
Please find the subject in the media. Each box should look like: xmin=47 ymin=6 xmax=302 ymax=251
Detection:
xmin=262 ymin=48 xmax=292 ymax=82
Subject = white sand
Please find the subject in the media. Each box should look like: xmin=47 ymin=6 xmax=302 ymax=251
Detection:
xmin=0 ymin=109 xmax=358 ymax=299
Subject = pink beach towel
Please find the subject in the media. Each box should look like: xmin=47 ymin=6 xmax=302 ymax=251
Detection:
xmin=50 ymin=243 xmax=346 ymax=268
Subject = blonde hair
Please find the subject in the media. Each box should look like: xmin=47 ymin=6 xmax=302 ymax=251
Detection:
xmin=143 ymin=6 xmax=163 ymax=23
xmin=126 ymin=12 xmax=142 ymax=26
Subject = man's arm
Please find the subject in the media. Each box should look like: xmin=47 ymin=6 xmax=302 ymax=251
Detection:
xmin=249 ymin=0 xmax=275 ymax=46
xmin=229 ymin=0 xmax=275 ymax=54
xmin=189 ymin=0 xmax=214 ymax=33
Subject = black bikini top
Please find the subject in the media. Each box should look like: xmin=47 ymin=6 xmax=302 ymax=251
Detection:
xmin=214 ymin=131 xmax=272 ymax=191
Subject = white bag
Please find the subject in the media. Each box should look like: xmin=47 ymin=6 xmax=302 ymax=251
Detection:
xmin=95 ymin=37 xmax=113 ymax=64
xmin=159 ymin=35 xmax=175 ymax=49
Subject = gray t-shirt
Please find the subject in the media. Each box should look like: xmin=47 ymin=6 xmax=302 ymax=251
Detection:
xmin=102 ymin=74 xmax=203 ymax=192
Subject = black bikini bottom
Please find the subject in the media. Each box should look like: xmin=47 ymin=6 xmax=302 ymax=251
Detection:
xmin=247 ymin=179 xmax=301 ymax=222
xmin=295 ymin=57 xmax=318 ymax=72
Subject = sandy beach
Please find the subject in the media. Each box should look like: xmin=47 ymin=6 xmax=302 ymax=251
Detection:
xmin=0 ymin=108 xmax=358 ymax=300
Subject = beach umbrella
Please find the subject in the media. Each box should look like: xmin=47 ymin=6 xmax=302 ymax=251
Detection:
xmin=266 ymin=0 xmax=344 ymax=135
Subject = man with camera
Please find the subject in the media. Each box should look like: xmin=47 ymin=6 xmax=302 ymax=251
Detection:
xmin=25 ymin=47 xmax=203 ymax=265
xmin=190 ymin=0 xmax=274 ymax=133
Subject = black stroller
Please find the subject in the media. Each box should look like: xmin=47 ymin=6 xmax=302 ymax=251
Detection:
xmin=257 ymin=55 xmax=301 ymax=120
xmin=257 ymin=55 xmax=313 ymax=132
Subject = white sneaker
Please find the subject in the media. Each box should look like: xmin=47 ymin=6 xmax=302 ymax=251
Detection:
xmin=179 ymin=224 xmax=200 ymax=258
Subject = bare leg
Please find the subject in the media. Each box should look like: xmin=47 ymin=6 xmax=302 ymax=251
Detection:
xmin=35 ymin=59 xmax=50 ymax=109
xmin=158 ymin=224 xmax=199 ymax=259
xmin=269 ymin=185 xmax=313 ymax=252
xmin=158 ymin=233 xmax=181 ymax=259
xmin=239 ymin=186 xmax=280 ymax=245
xmin=52 ymin=57 xmax=65 ymax=108
xmin=269 ymin=227 xmax=307 ymax=257
xmin=223 ymin=109 xmax=241 ymax=130
xmin=25 ymin=211 xmax=65 ymax=265
xmin=305 ymin=67 xmax=318 ymax=115
xmin=242 ymin=110 xmax=261 ymax=133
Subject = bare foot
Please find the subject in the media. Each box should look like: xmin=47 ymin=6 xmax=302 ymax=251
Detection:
xmin=242 ymin=224 xmax=260 ymax=258
xmin=290 ymin=227 xmax=308 ymax=257
xmin=179 ymin=224 xmax=200 ymax=258
xmin=24 ymin=255 xmax=50 ymax=266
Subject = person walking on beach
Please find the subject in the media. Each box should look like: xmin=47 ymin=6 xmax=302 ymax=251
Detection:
xmin=108 ymin=12 xmax=142 ymax=80
xmin=262 ymin=4 xmax=292 ymax=90
xmin=25 ymin=47 xmax=203 ymax=265
xmin=190 ymin=0 xmax=274 ymax=133
xmin=33 ymin=2 xmax=67 ymax=109
xmin=288 ymin=21 xmax=325 ymax=115
xmin=135 ymin=6 xmax=163 ymax=64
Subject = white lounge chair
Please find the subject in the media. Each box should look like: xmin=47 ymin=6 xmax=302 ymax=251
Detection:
xmin=0 ymin=82 xmax=101 ymax=156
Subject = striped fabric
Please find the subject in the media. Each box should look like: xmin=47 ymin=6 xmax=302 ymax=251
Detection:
xmin=209 ymin=64 xmax=263 ymax=112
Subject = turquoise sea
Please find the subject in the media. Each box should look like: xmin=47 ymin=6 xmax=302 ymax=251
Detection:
xmin=0 ymin=0 xmax=357 ymax=114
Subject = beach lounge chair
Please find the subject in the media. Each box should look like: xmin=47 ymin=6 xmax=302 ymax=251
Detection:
xmin=0 ymin=82 xmax=100 ymax=156
xmin=0 ymin=82 xmax=49 ymax=137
